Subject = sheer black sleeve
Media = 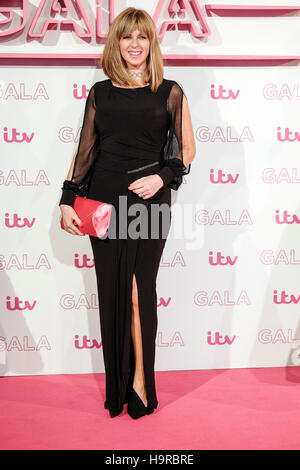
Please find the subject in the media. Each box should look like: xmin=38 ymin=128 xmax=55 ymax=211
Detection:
xmin=58 ymin=84 xmax=99 ymax=206
xmin=155 ymin=81 xmax=191 ymax=191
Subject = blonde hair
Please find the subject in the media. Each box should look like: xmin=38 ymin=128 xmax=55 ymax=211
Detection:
xmin=100 ymin=7 xmax=164 ymax=93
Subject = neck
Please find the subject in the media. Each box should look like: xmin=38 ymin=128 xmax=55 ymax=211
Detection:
xmin=127 ymin=67 xmax=148 ymax=85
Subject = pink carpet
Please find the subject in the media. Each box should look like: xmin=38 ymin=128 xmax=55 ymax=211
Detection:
xmin=1 ymin=367 xmax=300 ymax=450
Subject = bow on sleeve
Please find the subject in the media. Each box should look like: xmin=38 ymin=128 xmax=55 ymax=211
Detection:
xmin=155 ymin=81 xmax=191 ymax=191
xmin=58 ymin=84 xmax=99 ymax=207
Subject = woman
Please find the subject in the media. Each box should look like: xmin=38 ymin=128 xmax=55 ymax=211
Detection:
xmin=59 ymin=7 xmax=196 ymax=419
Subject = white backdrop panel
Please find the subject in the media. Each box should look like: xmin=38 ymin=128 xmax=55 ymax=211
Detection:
xmin=1 ymin=3 xmax=300 ymax=376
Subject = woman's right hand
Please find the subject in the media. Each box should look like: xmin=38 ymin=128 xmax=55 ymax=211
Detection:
xmin=60 ymin=204 xmax=85 ymax=236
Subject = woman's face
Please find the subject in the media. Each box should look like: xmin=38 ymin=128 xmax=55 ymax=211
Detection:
xmin=119 ymin=28 xmax=150 ymax=69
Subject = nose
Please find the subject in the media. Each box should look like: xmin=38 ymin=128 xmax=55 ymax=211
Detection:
xmin=131 ymin=37 xmax=138 ymax=46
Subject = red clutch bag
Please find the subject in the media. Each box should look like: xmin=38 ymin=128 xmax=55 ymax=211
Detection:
xmin=60 ymin=196 xmax=113 ymax=238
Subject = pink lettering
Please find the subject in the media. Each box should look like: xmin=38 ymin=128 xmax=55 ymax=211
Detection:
xmin=6 ymin=296 xmax=37 ymax=311
xmin=210 ymin=84 xmax=240 ymax=100
xmin=209 ymin=169 xmax=239 ymax=184
xmin=207 ymin=331 xmax=236 ymax=345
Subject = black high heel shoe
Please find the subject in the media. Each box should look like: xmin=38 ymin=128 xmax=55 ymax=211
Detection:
xmin=109 ymin=405 xmax=123 ymax=418
xmin=127 ymin=388 xmax=154 ymax=419
xmin=105 ymin=401 xmax=123 ymax=418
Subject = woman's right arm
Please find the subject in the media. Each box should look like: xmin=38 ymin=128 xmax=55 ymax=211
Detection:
xmin=60 ymin=145 xmax=84 ymax=236
xmin=59 ymin=83 xmax=99 ymax=236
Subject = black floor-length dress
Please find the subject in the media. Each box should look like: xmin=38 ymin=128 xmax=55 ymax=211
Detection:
xmin=59 ymin=78 xmax=190 ymax=417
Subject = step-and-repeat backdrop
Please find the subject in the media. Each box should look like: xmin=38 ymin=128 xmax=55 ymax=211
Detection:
xmin=2 ymin=0 xmax=300 ymax=376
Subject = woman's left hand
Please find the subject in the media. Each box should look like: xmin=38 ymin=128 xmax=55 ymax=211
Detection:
xmin=128 ymin=174 xmax=164 ymax=199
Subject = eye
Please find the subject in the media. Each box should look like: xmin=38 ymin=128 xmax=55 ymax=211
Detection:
xmin=123 ymin=35 xmax=147 ymax=39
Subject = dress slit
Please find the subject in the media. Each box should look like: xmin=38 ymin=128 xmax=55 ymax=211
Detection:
xmin=122 ymin=232 xmax=152 ymax=410
xmin=120 ymin=212 xmax=159 ymax=412
xmin=127 ymin=205 xmax=160 ymax=410
xmin=130 ymin=271 xmax=149 ymax=407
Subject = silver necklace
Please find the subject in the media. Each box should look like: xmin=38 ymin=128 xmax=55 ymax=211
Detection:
xmin=128 ymin=71 xmax=144 ymax=78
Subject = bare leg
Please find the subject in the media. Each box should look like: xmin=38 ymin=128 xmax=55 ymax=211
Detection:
xmin=131 ymin=273 xmax=148 ymax=407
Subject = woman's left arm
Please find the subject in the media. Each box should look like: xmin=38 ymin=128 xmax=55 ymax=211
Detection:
xmin=153 ymin=82 xmax=196 ymax=191
xmin=128 ymin=82 xmax=196 ymax=198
